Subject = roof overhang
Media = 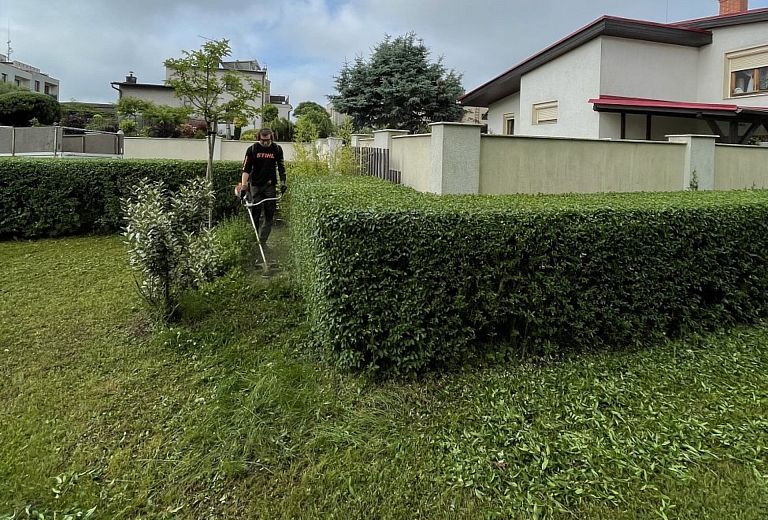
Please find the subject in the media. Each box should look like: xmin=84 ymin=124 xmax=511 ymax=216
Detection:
xmin=459 ymin=17 xmax=711 ymax=108
xmin=673 ymin=8 xmax=768 ymax=29
xmin=589 ymin=95 xmax=768 ymax=120
xmin=110 ymin=82 xmax=173 ymax=90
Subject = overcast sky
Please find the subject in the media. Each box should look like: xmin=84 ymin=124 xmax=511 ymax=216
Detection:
xmin=1 ymin=0 xmax=768 ymax=107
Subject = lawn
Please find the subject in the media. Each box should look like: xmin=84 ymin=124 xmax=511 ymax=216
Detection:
xmin=1 ymin=227 xmax=767 ymax=519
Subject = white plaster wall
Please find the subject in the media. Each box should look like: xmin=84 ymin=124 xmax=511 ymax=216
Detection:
xmin=517 ymin=37 xmax=603 ymax=138
xmin=119 ymin=86 xmax=180 ymax=107
xmin=487 ymin=92 xmax=520 ymax=135
xmin=696 ymin=22 xmax=768 ymax=105
xmin=600 ymin=37 xmax=700 ymax=101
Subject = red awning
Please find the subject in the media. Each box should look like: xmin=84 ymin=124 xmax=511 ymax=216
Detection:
xmin=588 ymin=95 xmax=768 ymax=116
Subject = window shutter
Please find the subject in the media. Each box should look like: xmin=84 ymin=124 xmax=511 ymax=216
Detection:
xmin=728 ymin=48 xmax=768 ymax=72
xmin=534 ymin=101 xmax=558 ymax=124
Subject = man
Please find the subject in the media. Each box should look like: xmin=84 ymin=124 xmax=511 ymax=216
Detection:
xmin=240 ymin=128 xmax=287 ymax=248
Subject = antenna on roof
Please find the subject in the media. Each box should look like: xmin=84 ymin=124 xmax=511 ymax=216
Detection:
xmin=6 ymin=22 xmax=12 ymax=61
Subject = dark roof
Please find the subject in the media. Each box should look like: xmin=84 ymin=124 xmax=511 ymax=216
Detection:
xmin=111 ymin=82 xmax=173 ymax=90
xmin=673 ymin=7 xmax=768 ymax=29
xmin=459 ymin=16 xmax=711 ymax=107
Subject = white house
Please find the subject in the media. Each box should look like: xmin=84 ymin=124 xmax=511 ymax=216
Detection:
xmin=460 ymin=0 xmax=768 ymax=144
xmin=0 ymin=54 xmax=59 ymax=100
xmin=111 ymin=60 xmax=290 ymax=131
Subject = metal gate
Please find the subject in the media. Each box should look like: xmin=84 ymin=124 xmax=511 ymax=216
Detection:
xmin=353 ymin=146 xmax=401 ymax=184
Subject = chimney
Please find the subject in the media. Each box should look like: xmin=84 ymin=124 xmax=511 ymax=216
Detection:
xmin=719 ymin=0 xmax=748 ymax=15
xmin=125 ymin=72 xmax=137 ymax=84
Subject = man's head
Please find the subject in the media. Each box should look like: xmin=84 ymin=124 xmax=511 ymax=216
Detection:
xmin=258 ymin=128 xmax=273 ymax=145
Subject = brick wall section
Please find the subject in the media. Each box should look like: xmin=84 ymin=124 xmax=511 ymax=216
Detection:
xmin=719 ymin=0 xmax=749 ymax=15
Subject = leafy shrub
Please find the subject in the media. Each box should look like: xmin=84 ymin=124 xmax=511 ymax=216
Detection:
xmin=123 ymin=178 xmax=220 ymax=321
xmin=212 ymin=216 xmax=254 ymax=273
xmin=0 ymin=90 xmax=61 ymax=126
xmin=291 ymin=175 xmax=768 ymax=375
xmin=0 ymin=158 xmax=243 ymax=238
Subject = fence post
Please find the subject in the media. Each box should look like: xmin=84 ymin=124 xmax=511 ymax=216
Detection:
xmin=429 ymin=122 xmax=483 ymax=195
xmin=666 ymin=134 xmax=717 ymax=190
xmin=11 ymin=126 xmax=15 ymax=156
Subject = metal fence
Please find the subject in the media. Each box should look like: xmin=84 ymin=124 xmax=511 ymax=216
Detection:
xmin=353 ymin=146 xmax=401 ymax=184
xmin=0 ymin=126 xmax=124 ymax=157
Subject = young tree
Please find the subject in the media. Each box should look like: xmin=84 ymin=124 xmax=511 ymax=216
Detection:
xmin=164 ymin=38 xmax=262 ymax=225
xmin=330 ymin=32 xmax=464 ymax=133
xmin=261 ymin=103 xmax=279 ymax=124
xmin=293 ymin=100 xmax=334 ymax=138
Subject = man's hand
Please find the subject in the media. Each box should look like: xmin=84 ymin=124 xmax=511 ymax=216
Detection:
xmin=280 ymin=183 xmax=287 ymax=194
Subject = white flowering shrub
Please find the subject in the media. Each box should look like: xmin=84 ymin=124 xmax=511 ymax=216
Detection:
xmin=122 ymin=178 xmax=221 ymax=321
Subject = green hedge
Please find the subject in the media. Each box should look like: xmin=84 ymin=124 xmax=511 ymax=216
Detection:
xmin=290 ymin=175 xmax=768 ymax=374
xmin=0 ymin=158 xmax=244 ymax=238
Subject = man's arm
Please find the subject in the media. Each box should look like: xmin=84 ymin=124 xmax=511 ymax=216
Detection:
xmin=276 ymin=145 xmax=286 ymax=185
xmin=241 ymin=146 xmax=252 ymax=186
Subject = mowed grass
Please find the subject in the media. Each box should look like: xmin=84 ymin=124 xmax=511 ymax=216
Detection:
xmin=1 ymin=227 xmax=768 ymax=518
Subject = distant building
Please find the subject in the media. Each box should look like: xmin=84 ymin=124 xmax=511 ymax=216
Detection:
xmin=269 ymin=95 xmax=293 ymax=120
xmin=0 ymin=54 xmax=59 ymax=100
xmin=327 ymin=102 xmax=350 ymax=126
xmin=111 ymin=59 xmax=290 ymax=132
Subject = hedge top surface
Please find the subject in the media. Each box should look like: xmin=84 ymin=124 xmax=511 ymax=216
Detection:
xmin=296 ymin=174 xmax=768 ymax=214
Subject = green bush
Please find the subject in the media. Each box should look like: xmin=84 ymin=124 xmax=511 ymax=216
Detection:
xmin=0 ymin=90 xmax=61 ymax=126
xmin=290 ymin=175 xmax=768 ymax=375
xmin=0 ymin=158 xmax=244 ymax=238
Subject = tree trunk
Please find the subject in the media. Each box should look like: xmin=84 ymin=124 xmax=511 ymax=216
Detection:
xmin=206 ymin=125 xmax=216 ymax=228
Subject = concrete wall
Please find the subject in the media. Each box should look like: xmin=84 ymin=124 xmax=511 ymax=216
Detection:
xmin=714 ymin=143 xmax=768 ymax=189
xmin=62 ymin=134 xmax=121 ymax=154
xmin=123 ymin=137 xmax=299 ymax=162
xmin=516 ymin=37 xmax=602 ymax=138
xmin=479 ymin=134 xmax=686 ymax=194
xmin=123 ymin=137 xmax=210 ymax=160
xmin=391 ymin=134 xmax=432 ymax=192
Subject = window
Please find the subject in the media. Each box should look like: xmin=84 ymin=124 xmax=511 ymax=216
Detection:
xmin=533 ymin=101 xmax=558 ymax=124
xmin=503 ymin=113 xmax=515 ymax=135
xmin=1 ymin=73 xmax=5 ymax=83
xmin=34 ymin=80 xmax=40 ymax=92
xmin=727 ymin=46 xmax=768 ymax=96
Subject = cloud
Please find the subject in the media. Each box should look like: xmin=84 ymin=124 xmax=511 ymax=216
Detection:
xmin=0 ymin=0 xmax=767 ymax=105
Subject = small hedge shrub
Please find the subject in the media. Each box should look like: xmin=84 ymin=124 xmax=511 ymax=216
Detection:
xmin=0 ymin=158 xmax=244 ymax=238
xmin=290 ymin=175 xmax=768 ymax=375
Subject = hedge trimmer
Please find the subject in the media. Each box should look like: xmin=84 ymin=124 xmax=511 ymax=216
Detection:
xmin=235 ymin=183 xmax=283 ymax=277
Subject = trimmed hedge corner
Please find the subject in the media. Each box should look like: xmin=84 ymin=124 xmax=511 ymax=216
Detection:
xmin=0 ymin=158 xmax=244 ymax=238
xmin=290 ymin=175 xmax=768 ymax=375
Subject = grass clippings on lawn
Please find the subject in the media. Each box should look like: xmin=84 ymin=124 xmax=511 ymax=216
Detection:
xmin=1 ymin=227 xmax=767 ymax=519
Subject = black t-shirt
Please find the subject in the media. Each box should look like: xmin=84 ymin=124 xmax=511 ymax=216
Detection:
xmin=242 ymin=142 xmax=286 ymax=187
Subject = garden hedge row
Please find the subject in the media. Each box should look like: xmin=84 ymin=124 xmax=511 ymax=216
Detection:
xmin=290 ymin=174 xmax=768 ymax=374
xmin=0 ymin=158 xmax=244 ymax=238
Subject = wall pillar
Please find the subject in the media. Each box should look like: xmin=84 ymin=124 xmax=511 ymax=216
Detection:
xmin=373 ymin=129 xmax=409 ymax=150
xmin=666 ymin=134 xmax=718 ymax=190
xmin=429 ymin=122 xmax=482 ymax=195
xmin=351 ymin=134 xmax=372 ymax=147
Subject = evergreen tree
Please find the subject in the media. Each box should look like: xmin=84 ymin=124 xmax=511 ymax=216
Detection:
xmin=330 ymin=32 xmax=464 ymax=133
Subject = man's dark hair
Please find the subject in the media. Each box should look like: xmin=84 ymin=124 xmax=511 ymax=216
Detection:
xmin=258 ymin=128 xmax=273 ymax=138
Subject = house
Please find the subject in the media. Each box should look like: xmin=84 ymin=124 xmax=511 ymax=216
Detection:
xmin=269 ymin=95 xmax=293 ymax=120
xmin=0 ymin=54 xmax=59 ymax=100
xmin=111 ymin=60 xmax=290 ymax=131
xmin=460 ymin=0 xmax=768 ymax=144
